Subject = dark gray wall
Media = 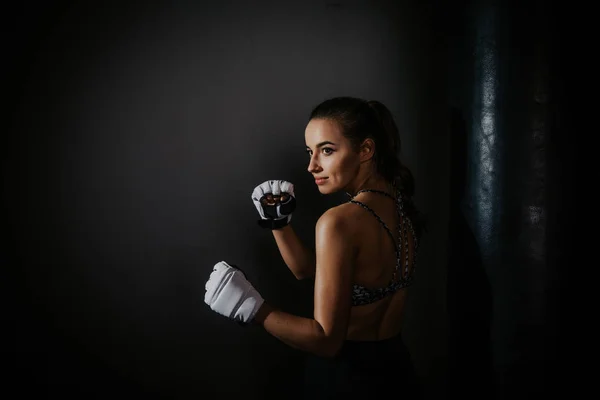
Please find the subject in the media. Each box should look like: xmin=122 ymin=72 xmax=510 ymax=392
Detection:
xmin=4 ymin=1 xmax=449 ymax=399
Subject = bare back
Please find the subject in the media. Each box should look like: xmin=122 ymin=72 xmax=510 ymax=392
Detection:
xmin=339 ymin=191 xmax=418 ymax=341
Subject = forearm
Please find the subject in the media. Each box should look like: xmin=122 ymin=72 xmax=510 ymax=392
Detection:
xmin=272 ymin=225 xmax=315 ymax=280
xmin=254 ymin=303 xmax=339 ymax=358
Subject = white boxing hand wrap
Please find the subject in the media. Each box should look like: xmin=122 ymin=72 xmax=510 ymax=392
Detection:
xmin=251 ymin=180 xmax=296 ymax=225
xmin=204 ymin=261 xmax=264 ymax=323
xmin=252 ymin=180 xmax=296 ymax=229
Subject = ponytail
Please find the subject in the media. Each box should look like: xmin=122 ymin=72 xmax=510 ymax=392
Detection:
xmin=367 ymin=100 xmax=415 ymax=197
xmin=367 ymin=100 xmax=426 ymax=237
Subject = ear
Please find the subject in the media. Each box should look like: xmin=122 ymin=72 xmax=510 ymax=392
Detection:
xmin=358 ymin=138 xmax=375 ymax=163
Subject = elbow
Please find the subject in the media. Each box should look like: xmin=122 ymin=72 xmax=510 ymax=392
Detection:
xmin=295 ymin=258 xmax=316 ymax=281
xmin=294 ymin=270 xmax=315 ymax=281
xmin=293 ymin=271 xmax=306 ymax=280
xmin=310 ymin=322 xmax=344 ymax=358
xmin=314 ymin=331 xmax=344 ymax=358
xmin=318 ymin=339 xmax=344 ymax=359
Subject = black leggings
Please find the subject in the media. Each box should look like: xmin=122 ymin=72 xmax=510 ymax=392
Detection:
xmin=303 ymin=333 xmax=422 ymax=399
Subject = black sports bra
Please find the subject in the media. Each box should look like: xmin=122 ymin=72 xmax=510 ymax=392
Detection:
xmin=348 ymin=188 xmax=419 ymax=306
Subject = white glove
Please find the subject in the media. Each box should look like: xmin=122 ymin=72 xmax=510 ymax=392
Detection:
xmin=251 ymin=180 xmax=296 ymax=229
xmin=204 ymin=261 xmax=264 ymax=324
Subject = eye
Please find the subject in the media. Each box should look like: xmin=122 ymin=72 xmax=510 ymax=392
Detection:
xmin=322 ymin=147 xmax=334 ymax=155
xmin=306 ymin=149 xmax=313 ymax=156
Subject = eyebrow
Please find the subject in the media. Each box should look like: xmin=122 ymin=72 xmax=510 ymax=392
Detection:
xmin=306 ymin=141 xmax=336 ymax=149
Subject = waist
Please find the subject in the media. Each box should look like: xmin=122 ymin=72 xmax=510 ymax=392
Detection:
xmin=304 ymin=332 xmax=412 ymax=372
xmin=313 ymin=332 xmax=409 ymax=364
xmin=342 ymin=331 xmax=406 ymax=354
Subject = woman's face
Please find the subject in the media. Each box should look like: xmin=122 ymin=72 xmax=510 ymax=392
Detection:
xmin=304 ymin=118 xmax=361 ymax=195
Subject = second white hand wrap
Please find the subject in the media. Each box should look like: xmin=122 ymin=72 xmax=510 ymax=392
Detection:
xmin=204 ymin=261 xmax=264 ymax=323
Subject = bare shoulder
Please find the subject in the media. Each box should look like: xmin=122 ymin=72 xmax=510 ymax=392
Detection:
xmin=316 ymin=203 xmax=362 ymax=237
xmin=315 ymin=204 xmax=360 ymax=261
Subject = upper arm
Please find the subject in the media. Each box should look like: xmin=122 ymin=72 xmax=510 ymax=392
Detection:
xmin=313 ymin=209 xmax=355 ymax=356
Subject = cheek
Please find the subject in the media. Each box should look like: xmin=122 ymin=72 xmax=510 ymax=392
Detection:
xmin=329 ymin=153 xmax=357 ymax=178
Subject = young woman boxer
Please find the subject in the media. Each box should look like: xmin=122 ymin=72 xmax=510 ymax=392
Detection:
xmin=204 ymin=96 xmax=426 ymax=399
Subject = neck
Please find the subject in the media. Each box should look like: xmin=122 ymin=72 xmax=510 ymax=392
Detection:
xmin=344 ymin=167 xmax=391 ymax=197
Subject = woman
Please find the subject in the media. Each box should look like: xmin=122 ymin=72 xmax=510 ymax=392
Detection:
xmin=204 ymin=96 xmax=425 ymax=399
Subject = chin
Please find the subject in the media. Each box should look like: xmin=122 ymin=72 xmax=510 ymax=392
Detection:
xmin=316 ymin=183 xmax=340 ymax=195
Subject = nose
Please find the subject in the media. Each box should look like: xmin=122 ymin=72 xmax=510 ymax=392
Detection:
xmin=307 ymin=154 xmax=321 ymax=174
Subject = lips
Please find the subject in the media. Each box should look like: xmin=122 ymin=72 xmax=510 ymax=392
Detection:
xmin=315 ymin=177 xmax=328 ymax=185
